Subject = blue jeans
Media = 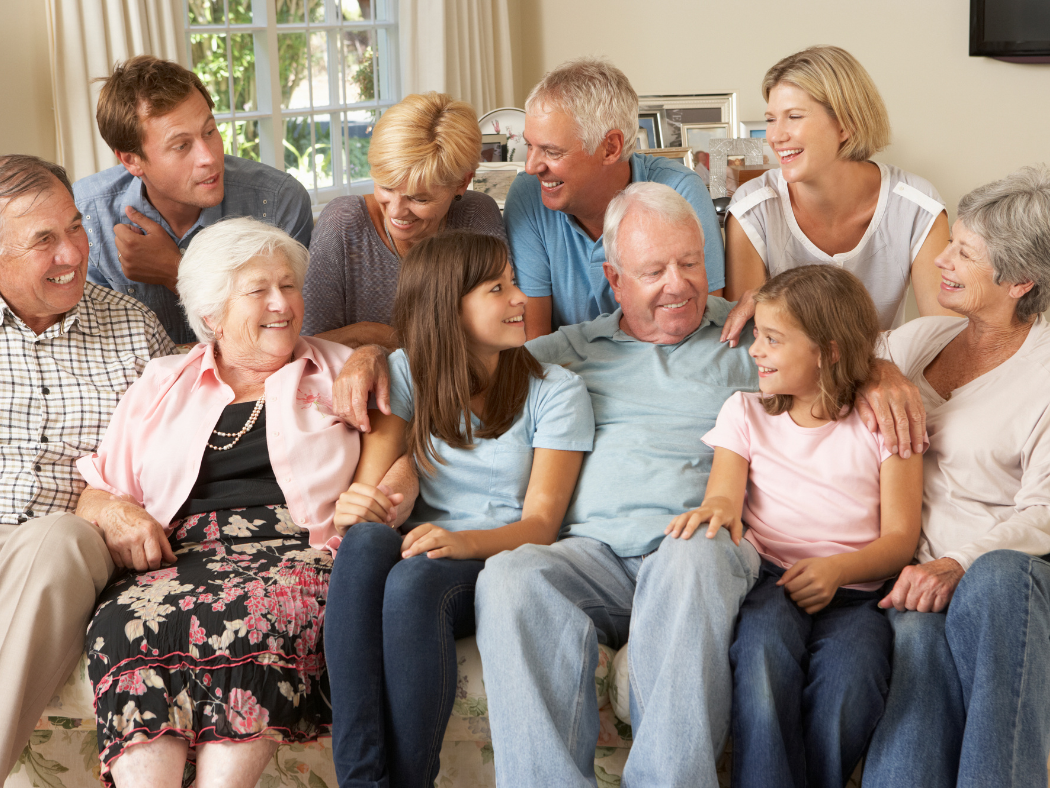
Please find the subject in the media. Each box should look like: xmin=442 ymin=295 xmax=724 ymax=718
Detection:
xmin=324 ymin=522 xmax=484 ymax=788
xmin=730 ymin=561 xmax=892 ymax=788
xmin=474 ymin=531 xmax=758 ymax=788
xmin=864 ymin=550 xmax=1050 ymax=788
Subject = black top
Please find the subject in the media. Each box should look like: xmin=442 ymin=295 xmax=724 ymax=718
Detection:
xmin=175 ymin=401 xmax=286 ymax=519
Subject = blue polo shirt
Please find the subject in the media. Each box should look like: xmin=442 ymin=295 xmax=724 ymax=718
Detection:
xmin=505 ymin=152 xmax=725 ymax=331
xmin=525 ymin=297 xmax=757 ymax=557
xmin=387 ymin=350 xmax=595 ymax=533
xmin=74 ymin=155 xmax=313 ymax=344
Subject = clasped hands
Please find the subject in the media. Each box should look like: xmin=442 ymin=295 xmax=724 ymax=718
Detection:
xmin=95 ymin=494 xmax=176 ymax=572
xmin=334 ymin=482 xmax=473 ymax=560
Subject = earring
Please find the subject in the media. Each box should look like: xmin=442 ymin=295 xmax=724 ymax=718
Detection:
xmin=454 ymin=194 xmax=463 ymax=201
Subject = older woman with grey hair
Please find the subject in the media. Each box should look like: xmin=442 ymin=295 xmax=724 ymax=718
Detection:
xmin=862 ymin=166 xmax=1050 ymax=788
xmin=75 ymin=217 xmax=385 ymax=788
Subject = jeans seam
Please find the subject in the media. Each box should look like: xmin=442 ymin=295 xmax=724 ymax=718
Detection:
xmin=1009 ymin=557 xmax=1035 ymax=786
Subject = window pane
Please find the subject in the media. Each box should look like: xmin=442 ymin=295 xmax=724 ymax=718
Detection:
xmin=188 ymin=0 xmax=224 ymax=25
xmin=284 ymin=115 xmax=316 ymax=189
xmin=279 ymin=33 xmax=310 ymax=110
xmin=229 ymin=0 xmax=252 ymax=24
xmin=309 ymin=32 xmax=330 ymax=107
xmin=373 ymin=0 xmax=391 ymax=21
xmin=190 ymin=34 xmax=231 ymax=113
xmin=375 ymin=27 xmax=389 ymax=102
xmin=343 ymin=110 xmax=375 ymax=182
xmin=230 ymin=33 xmax=257 ymax=112
xmin=275 ymin=0 xmax=305 ymax=24
xmin=314 ymin=114 xmax=334 ymax=188
xmin=340 ymin=0 xmax=364 ymax=21
xmin=235 ymin=120 xmax=261 ymax=161
xmin=307 ymin=0 xmax=325 ymax=24
xmin=342 ymin=29 xmax=375 ymax=104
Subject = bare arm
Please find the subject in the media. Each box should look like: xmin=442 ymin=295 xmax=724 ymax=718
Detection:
xmin=333 ymin=410 xmax=408 ymax=535
xmin=721 ymin=214 xmax=768 ymax=346
xmin=401 ymin=447 xmax=584 ymax=560
xmin=76 ymin=486 xmax=177 ymax=571
xmin=666 ymin=447 xmax=750 ymax=543
xmin=911 ymin=212 xmax=959 ymax=318
xmin=331 ymin=345 xmax=392 ymax=432
xmin=315 ymin=322 xmax=398 ymax=351
xmin=524 ymin=295 xmax=553 ymax=341
xmin=379 ymin=453 xmax=418 ymax=528
xmin=856 ymin=359 xmax=927 ymax=458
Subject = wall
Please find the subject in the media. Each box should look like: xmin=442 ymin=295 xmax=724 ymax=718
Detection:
xmin=0 ymin=0 xmax=57 ymax=161
xmin=514 ymin=0 xmax=1050 ymax=223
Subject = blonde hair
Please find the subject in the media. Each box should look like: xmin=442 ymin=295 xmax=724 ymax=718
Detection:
xmin=367 ymin=92 xmax=481 ymax=193
xmin=525 ymin=57 xmax=638 ymax=161
xmin=762 ymin=46 xmax=890 ymax=162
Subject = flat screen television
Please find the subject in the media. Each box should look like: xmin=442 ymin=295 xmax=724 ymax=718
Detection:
xmin=971 ymin=0 xmax=1050 ymax=62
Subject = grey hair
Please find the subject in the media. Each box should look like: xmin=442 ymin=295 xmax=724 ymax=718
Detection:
xmin=957 ymin=164 xmax=1050 ymax=323
xmin=0 ymin=155 xmax=75 ymax=250
xmin=178 ymin=217 xmax=309 ymax=343
xmin=603 ymin=182 xmax=705 ymax=272
xmin=525 ymin=57 xmax=638 ymax=162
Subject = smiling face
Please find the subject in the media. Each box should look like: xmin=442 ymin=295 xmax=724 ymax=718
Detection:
xmin=212 ymin=254 xmax=304 ymax=370
xmin=605 ymin=210 xmax=708 ymax=344
xmin=373 ymin=177 xmax=466 ymax=250
xmin=0 ymin=180 xmax=88 ymax=334
xmin=117 ymin=90 xmax=225 ymax=222
xmin=935 ymin=220 xmax=1031 ymax=320
xmin=765 ymin=82 xmax=849 ymax=184
xmin=523 ymin=106 xmax=608 ymax=216
xmin=459 ymin=261 xmax=528 ymax=362
xmin=750 ymin=300 xmax=823 ymax=400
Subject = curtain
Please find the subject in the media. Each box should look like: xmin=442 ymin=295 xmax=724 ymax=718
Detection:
xmin=400 ymin=0 xmax=515 ymax=115
xmin=46 ymin=0 xmax=185 ymax=182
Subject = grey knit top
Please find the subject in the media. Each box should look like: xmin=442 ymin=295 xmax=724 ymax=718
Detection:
xmin=302 ymin=191 xmax=508 ymax=335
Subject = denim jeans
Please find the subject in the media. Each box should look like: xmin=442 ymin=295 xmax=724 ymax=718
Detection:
xmin=324 ymin=522 xmax=484 ymax=788
xmin=474 ymin=531 xmax=758 ymax=788
xmin=729 ymin=561 xmax=892 ymax=788
xmin=864 ymin=550 xmax=1050 ymax=788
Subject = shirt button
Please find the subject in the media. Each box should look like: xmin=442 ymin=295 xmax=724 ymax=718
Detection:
xmin=41 ymin=386 xmax=49 ymax=394
xmin=274 ymin=431 xmax=280 ymax=437
xmin=40 ymin=435 xmax=48 ymax=443
xmin=25 ymin=509 xmax=33 ymax=517
xmin=128 ymin=286 xmax=136 ymax=295
xmin=262 ymin=213 xmax=267 ymax=218
xmin=34 ymin=464 xmax=42 ymax=472
xmin=263 ymin=200 xmax=268 ymax=204
xmin=17 ymin=515 xmax=27 ymax=524
xmin=285 ymin=477 xmax=293 ymax=483
xmin=89 ymin=242 xmax=93 ymax=246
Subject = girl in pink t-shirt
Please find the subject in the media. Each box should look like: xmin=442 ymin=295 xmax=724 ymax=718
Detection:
xmin=668 ymin=265 xmax=923 ymax=788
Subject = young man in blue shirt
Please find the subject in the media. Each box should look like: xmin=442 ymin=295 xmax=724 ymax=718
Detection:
xmin=73 ymin=56 xmax=313 ymax=343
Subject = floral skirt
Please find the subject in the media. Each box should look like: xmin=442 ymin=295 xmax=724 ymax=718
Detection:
xmin=86 ymin=505 xmax=333 ymax=786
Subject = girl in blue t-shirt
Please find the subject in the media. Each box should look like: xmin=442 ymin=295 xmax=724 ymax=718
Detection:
xmin=324 ymin=230 xmax=594 ymax=788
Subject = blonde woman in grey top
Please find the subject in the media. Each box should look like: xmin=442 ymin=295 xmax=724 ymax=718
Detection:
xmin=721 ymin=46 xmax=954 ymax=345
xmin=303 ymin=93 xmax=507 ymax=345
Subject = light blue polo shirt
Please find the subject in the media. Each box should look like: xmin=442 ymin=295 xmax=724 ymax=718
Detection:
xmin=505 ymin=152 xmax=725 ymax=331
xmin=525 ymin=298 xmax=758 ymax=557
xmin=74 ymin=155 xmax=313 ymax=344
xmin=387 ymin=350 xmax=595 ymax=532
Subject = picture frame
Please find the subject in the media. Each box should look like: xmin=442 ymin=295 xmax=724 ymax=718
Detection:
xmin=637 ymin=111 xmax=663 ymax=149
xmin=637 ymin=94 xmax=737 ymax=148
xmin=681 ymin=122 xmax=729 ymax=171
xmin=468 ymin=161 xmax=526 ymax=211
xmin=739 ymin=120 xmax=768 ymax=139
xmin=635 ymin=128 xmax=649 ymax=151
xmin=642 ymin=146 xmax=694 ymax=170
xmin=709 ymin=138 xmax=764 ymax=199
xmin=481 ymin=133 xmax=507 ymax=163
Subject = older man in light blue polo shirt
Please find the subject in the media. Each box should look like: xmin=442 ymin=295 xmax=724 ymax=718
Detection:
xmin=476 ymin=181 xmax=755 ymax=788
xmin=506 ymin=57 xmax=724 ymax=339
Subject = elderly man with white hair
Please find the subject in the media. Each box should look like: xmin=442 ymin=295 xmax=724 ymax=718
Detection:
xmin=505 ymin=57 xmax=725 ymax=339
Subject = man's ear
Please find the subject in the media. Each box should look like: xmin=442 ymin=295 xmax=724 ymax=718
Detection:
xmin=115 ymin=150 xmax=146 ymax=179
xmin=603 ymin=261 xmax=623 ymax=303
xmin=601 ymin=129 xmax=625 ymax=165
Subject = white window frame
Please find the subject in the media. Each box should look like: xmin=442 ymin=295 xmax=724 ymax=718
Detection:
xmin=183 ymin=0 xmax=400 ymax=206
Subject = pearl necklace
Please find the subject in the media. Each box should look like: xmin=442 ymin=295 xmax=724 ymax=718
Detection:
xmin=207 ymin=398 xmax=265 ymax=451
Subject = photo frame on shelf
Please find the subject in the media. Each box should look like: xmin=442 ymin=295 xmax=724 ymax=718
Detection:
xmin=739 ymin=120 xmax=768 ymax=139
xmin=635 ymin=128 xmax=649 ymax=151
xmin=481 ymin=133 xmax=507 ymax=162
xmin=468 ymin=162 xmax=526 ymax=211
xmin=638 ymin=94 xmax=737 ymax=148
xmin=643 ymin=146 xmax=694 ymax=170
xmin=637 ymin=111 xmax=663 ymax=149
xmin=681 ymin=122 xmax=729 ymax=172
xmin=709 ymin=138 xmax=764 ymax=199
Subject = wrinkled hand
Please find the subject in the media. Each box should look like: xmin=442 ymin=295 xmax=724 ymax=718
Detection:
xmin=333 ymin=483 xmax=404 ymax=536
xmin=879 ymin=558 xmax=965 ymax=613
xmin=665 ymin=497 xmax=742 ymax=543
xmin=113 ymin=207 xmax=182 ymax=292
xmin=400 ymin=523 xmax=475 ymax=560
xmin=856 ymin=359 xmax=926 ymax=458
xmin=97 ymin=496 xmax=176 ymax=571
xmin=719 ymin=290 xmax=757 ymax=347
xmin=332 ymin=345 xmax=391 ymax=432
xmin=778 ymin=557 xmax=842 ymax=614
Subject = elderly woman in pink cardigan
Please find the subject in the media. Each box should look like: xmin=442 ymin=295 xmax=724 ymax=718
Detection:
xmin=75 ymin=218 xmax=409 ymax=788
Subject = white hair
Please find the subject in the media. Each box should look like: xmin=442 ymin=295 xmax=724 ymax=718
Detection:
xmin=178 ymin=217 xmax=309 ymax=343
xmin=603 ymin=182 xmax=704 ymax=272
xmin=525 ymin=57 xmax=638 ymax=162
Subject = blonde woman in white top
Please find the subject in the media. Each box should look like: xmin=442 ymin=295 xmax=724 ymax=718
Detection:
xmin=722 ymin=46 xmax=954 ymax=344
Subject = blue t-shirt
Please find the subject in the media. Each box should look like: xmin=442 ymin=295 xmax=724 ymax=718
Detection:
xmin=505 ymin=152 xmax=726 ymax=331
xmin=525 ymin=298 xmax=757 ymax=557
xmin=387 ymin=350 xmax=595 ymax=532
xmin=74 ymin=155 xmax=314 ymax=344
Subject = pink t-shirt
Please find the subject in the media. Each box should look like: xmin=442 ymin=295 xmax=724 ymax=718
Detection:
xmin=702 ymin=391 xmax=893 ymax=591
xmin=77 ymin=336 xmax=360 ymax=554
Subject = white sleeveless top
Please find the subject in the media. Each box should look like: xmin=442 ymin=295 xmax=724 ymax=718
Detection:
xmin=728 ymin=163 xmax=945 ymax=329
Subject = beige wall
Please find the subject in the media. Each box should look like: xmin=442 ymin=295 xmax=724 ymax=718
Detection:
xmin=0 ymin=0 xmax=57 ymax=161
xmin=514 ymin=0 xmax=1050 ymax=222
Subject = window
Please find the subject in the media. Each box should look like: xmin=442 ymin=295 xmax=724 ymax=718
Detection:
xmin=184 ymin=0 xmax=399 ymax=204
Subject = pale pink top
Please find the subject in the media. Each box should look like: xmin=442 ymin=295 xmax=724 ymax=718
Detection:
xmin=703 ymin=391 xmax=894 ymax=591
xmin=77 ymin=336 xmax=360 ymax=553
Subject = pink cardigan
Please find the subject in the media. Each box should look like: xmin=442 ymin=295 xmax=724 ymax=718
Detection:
xmin=77 ymin=337 xmax=360 ymax=553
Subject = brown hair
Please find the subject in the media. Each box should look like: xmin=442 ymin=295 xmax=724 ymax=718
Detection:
xmin=753 ymin=265 xmax=879 ymax=420
xmin=762 ymin=46 xmax=890 ymax=162
xmin=96 ymin=55 xmax=215 ymax=158
xmin=393 ymin=231 xmax=544 ymax=474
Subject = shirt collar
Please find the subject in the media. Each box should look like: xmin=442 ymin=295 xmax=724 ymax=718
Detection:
xmin=122 ymin=177 xmax=209 ymax=244
xmin=0 ymin=285 xmax=101 ymax=337
xmin=581 ymin=302 xmax=721 ymax=346
xmin=192 ymin=336 xmax=322 ymax=388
